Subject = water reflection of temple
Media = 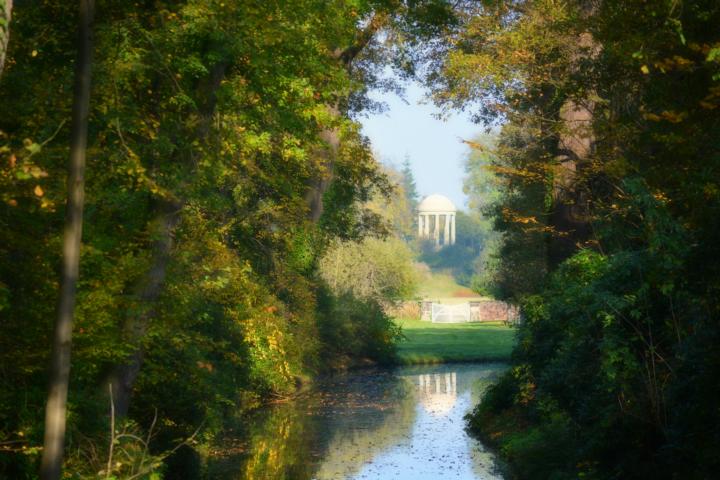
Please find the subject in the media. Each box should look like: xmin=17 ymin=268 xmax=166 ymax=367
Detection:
xmin=414 ymin=372 xmax=458 ymax=416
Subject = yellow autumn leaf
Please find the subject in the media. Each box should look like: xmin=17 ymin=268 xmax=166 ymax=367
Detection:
xmin=640 ymin=65 xmax=650 ymax=74
xmin=660 ymin=110 xmax=687 ymax=123
xmin=34 ymin=185 xmax=44 ymax=197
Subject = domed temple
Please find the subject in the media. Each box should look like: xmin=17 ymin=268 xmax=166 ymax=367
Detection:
xmin=417 ymin=194 xmax=456 ymax=247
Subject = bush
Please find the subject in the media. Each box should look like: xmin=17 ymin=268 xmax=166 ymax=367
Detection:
xmin=319 ymin=237 xmax=418 ymax=304
xmin=316 ymin=290 xmax=401 ymax=368
xmin=468 ymin=185 xmax=720 ymax=478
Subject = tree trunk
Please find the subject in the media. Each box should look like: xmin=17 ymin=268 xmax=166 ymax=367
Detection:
xmin=304 ymin=14 xmax=386 ymax=222
xmin=305 ymin=105 xmax=340 ymax=222
xmin=0 ymin=0 xmax=12 ymax=77
xmin=548 ymin=97 xmax=594 ymax=266
xmin=112 ymin=201 xmax=180 ymax=417
xmin=40 ymin=1 xmax=93 ymax=478
xmin=548 ymin=29 xmax=597 ymax=267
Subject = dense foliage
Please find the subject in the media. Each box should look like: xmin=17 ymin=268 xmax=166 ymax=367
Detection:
xmin=0 ymin=1 xmax=455 ymax=477
xmin=434 ymin=0 xmax=720 ymax=478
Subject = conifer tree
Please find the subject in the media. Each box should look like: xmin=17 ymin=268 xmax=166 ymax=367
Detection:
xmin=400 ymin=155 xmax=419 ymax=213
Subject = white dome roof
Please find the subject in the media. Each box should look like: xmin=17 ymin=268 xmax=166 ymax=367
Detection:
xmin=418 ymin=194 xmax=456 ymax=213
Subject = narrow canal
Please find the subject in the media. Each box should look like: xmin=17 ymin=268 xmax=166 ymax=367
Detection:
xmin=203 ymin=363 xmax=506 ymax=479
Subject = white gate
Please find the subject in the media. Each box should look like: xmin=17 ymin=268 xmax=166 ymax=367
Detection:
xmin=431 ymin=302 xmax=471 ymax=323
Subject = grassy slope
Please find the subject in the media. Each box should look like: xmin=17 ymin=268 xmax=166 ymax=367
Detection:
xmin=416 ymin=267 xmax=490 ymax=304
xmin=417 ymin=269 xmax=475 ymax=298
xmin=396 ymin=317 xmax=516 ymax=364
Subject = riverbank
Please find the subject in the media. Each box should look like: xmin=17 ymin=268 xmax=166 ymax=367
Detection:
xmin=396 ymin=318 xmax=516 ymax=364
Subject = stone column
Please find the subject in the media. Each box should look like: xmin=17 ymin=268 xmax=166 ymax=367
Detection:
xmin=423 ymin=214 xmax=430 ymax=237
xmin=418 ymin=214 xmax=423 ymax=237
xmin=443 ymin=213 xmax=451 ymax=246
xmin=434 ymin=213 xmax=440 ymax=245
xmin=450 ymin=214 xmax=456 ymax=245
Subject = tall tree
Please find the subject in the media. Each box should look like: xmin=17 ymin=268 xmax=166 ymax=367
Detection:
xmin=107 ymin=0 xmax=381 ymax=417
xmin=39 ymin=1 xmax=93 ymax=478
xmin=110 ymin=53 xmax=227 ymax=417
xmin=400 ymin=155 xmax=418 ymax=212
xmin=548 ymin=3 xmax=600 ymax=266
xmin=305 ymin=12 xmax=387 ymax=222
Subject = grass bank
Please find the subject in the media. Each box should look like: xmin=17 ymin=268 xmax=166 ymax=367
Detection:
xmin=416 ymin=268 xmax=477 ymax=299
xmin=396 ymin=317 xmax=516 ymax=365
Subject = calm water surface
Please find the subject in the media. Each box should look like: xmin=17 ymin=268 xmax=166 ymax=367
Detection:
xmin=206 ymin=363 xmax=506 ymax=480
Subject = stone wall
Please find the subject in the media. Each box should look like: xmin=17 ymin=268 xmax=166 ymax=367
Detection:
xmin=469 ymin=301 xmax=520 ymax=323
xmin=421 ymin=301 xmax=433 ymax=321
xmin=413 ymin=300 xmax=520 ymax=323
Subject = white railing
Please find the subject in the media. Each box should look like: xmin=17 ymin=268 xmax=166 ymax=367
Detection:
xmin=431 ymin=302 xmax=471 ymax=323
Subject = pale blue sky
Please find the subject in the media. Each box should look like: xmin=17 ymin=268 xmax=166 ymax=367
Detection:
xmin=359 ymin=81 xmax=481 ymax=211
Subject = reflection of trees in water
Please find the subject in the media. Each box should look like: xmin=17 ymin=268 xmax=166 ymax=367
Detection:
xmin=201 ymin=399 xmax=317 ymax=479
xmin=203 ymin=364 xmax=507 ymax=480
xmin=239 ymin=404 xmax=316 ymax=480
xmin=204 ymin=370 xmax=416 ymax=480
xmin=311 ymin=378 xmax=416 ymax=479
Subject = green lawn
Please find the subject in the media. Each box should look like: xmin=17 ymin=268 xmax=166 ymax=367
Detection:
xmin=396 ymin=317 xmax=516 ymax=365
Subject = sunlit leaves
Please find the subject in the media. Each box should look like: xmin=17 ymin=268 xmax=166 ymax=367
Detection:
xmin=0 ymin=1 xmax=451 ymax=476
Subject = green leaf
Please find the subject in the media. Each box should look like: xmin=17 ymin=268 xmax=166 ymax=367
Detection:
xmin=24 ymin=142 xmax=41 ymax=155
xmin=707 ymin=47 xmax=720 ymax=62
